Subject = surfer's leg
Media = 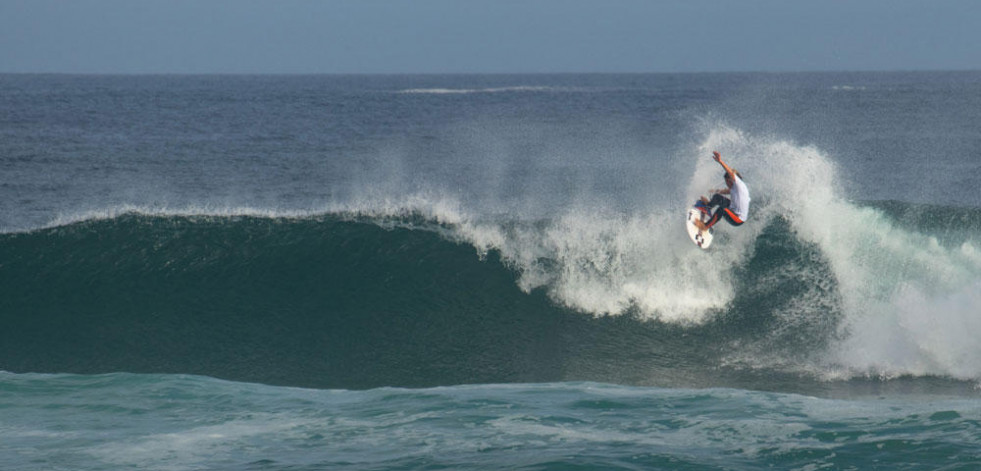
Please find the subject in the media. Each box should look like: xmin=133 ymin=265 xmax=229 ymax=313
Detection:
xmin=704 ymin=211 xmax=721 ymax=230
xmin=704 ymin=195 xmax=730 ymax=229
xmin=708 ymin=193 xmax=728 ymax=208
xmin=721 ymin=208 xmax=745 ymax=226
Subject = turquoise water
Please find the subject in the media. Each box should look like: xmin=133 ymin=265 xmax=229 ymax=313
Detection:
xmin=2 ymin=72 xmax=980 ymax=469
xmin=3 ymin=373 xmax=980 ymax=471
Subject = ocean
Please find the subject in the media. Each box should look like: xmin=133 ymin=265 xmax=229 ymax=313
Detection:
xmin=1 ymin=72 xmax=980 ymax=470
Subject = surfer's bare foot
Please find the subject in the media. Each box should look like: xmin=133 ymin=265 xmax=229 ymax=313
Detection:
xmin=693 ymin=219 xmax=706 ymax=231
xmin=700 ymin=196 xmax=710 ymax=205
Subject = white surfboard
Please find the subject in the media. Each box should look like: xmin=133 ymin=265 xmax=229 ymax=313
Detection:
xmin=686 ymin=201 xmax=713 ymax=249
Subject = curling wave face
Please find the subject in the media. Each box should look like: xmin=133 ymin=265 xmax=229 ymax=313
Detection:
xmin=3 ymin=130 xmax=980 ymax=390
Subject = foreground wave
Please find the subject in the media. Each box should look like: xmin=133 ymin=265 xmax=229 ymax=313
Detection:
xmin=2 ymin=372 xmax=979 ymax=471
xmin=1 ymin=200 xmax=980 ymax=392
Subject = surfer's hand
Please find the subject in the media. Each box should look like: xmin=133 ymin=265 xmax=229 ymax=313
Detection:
xmin=712 ymin=151 xmax=721 ymax=162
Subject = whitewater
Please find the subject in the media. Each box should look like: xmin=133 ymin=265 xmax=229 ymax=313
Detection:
xmin=1 ymin=72 xmax=980 ymax=470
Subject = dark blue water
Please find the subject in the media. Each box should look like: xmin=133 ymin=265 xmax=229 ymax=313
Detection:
xmin=2 ymin=72 xmax=980 ymax=470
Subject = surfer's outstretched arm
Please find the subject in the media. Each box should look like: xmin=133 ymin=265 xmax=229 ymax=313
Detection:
xmin=713 ymin=151 xmax=737 ymax=180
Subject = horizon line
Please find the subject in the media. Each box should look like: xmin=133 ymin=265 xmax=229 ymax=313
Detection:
xmin=2 ymin=68 xmax=980 ymax=77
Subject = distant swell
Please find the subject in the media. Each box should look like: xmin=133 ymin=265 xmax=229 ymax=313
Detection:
xmin=398 ymin=86 xmax=563 ymax=94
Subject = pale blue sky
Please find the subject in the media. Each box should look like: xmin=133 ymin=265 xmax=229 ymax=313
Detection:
xmin=1 ymin=0 xmax=979 ymax=74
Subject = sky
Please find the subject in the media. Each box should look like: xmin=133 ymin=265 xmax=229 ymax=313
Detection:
xmin=1 ymin=0 xmax=979 ymax=74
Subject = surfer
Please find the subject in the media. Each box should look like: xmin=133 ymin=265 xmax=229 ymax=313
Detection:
xmin=693 ymin=151 xmax=750 ymax=232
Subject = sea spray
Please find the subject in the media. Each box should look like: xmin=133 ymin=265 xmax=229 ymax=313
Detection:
xmin=400 ymin=122 xmax=981 ymax=380
xmin=9 ymin=129 xmax=980 ymax=385
xmin=694 ymin=125 xmax=981 ymax=381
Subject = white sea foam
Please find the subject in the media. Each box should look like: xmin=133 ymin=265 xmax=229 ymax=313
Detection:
xmin=329 ymin=122 xmax=981 ymax=388
xmin=697 ymin=125 xmax=981 ymax=381
xmin=492 ymin=208 xmax=734 ymax=321
xmin=371 ymin=122 xmax=981 ymax=380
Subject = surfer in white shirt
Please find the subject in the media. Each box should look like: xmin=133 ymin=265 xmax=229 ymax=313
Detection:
xmin=693 ymin=151 xmax=750 ymax=231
